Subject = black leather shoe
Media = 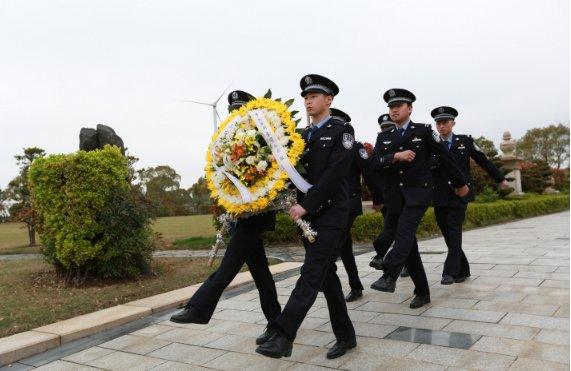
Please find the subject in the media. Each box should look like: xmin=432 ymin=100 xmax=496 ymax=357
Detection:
xmin=409 ymin=294 xmax=431 ymax=309
xmin=256 ymin=327 xmax=277 ymax=345
xmin=170 ymin=307 xmax=208 ymax=324
xmin=455 ymin=275 xmax=469 ymax=283
xmin=345 ymin=289 xmax=363 ymax=302
xmin=441 ymin=275 xmax=454 ymax=285
xmin=400 ymin=267 xmax=410 ymax=277
xmin=326 ymin=339 xmax=357 ymax=359
xmin=369 ymin=256 xmax=384 ymax=270
xmin=370 ymin=274 xmax=396 ymax=293
xmin=255 ymin=332 xmax=293 ymax=358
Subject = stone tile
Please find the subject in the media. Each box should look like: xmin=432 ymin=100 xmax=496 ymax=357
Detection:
xmin=341 ymin=352 xmax=444 ymax=371
xmin=294 ymin=329 xmax=336 ymax=347
xmin=149 ymin=361 xmax=211 ymax=370
xmin=99 ymin=334 xmax=171 ymax=355
xmin=287 ymin=344 xmax=358 ymax=369
xmin=315 ymin=321 xmax=397 ymax=339
xmin=62 ymin=346 xmax=114 ymax=363
xmin=473 ymin=276 xmax=544 ymax=287
xmin=553 ymin=305 xmax=570 ymax=318
xmin=443 ymin=320 xmax=540 ymax=340
xmin=354 ymin=336 xmax=419 ymax=357
xmin=508 ymin=357 xmax=568 ymax=370
xmin=355 ymin=301 xmax=429 ymax=316
xmin=156 ymin=327 xmax=226 ymax=346
xmin=407 ymin=344 xmax=515 ymax=369
xmin=35 ymin=305 xmax=151 ymax=344
xmin=300 ymin=317 xmax=330 ymax=330
xmin=212 ymin=309 xmax=266 ymax=323
xmin=434 ymin=298 xmax=478 ymax=309
xmin=147 ymin=343 xmax=225 ymax=366
xmin=203 ymin=351 xmax=293 ymax=370
xmin=0 ymin=331 xmax=60 ymax=365
xmin=203 ymin=334 xmax=258 ymax=354
xmin=492 ymin=265 xmax=557 ymax=273
xmin=541 ymin=279 xmax=570 ymax=288
xmin=309 ymin=307 xmax=377 ymax=323
xmin=87 ymin=351 xmax=166 ymax=370
xmin=500 ymin=313 xmax=570 ymax=330
xmin=532 ymin=258 xmax=570 ymax=266
xmin=131 ymin=324 xmax=175 ymax=338
xmin=535 ymin=329 xmax=570 ymax=346
xmin=472 ymin=336 xmax=569 ymax=364
xmin=447 ymin=290 xmax=527 ymax=303
xmin=422 ymin=306 xmax=506 ymax=323
xmin=216 ymin=299 xmax=260 ymax=311
xmin=355 ymin=293 xmax=412 ymax=304
xmin=514 ymin=271 xmax=569 ymax=280
xmin=35 ymin=360 xmax=100 ymax=370
xmin=521 ymin=294 xmax=569 ymax=306
xmin=473 ymin=301 xmax=559 ymax=316
xmin=370 ymin=313 xmax=451 ymax=330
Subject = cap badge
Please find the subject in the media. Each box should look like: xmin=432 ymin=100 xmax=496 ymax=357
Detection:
xmin=389 ymin=90 xmax=395 ymax=97
xmin=439 ymin=107 xmax=444 ymax=113
xmin=304 ymin=76 xmax=313 ymax=84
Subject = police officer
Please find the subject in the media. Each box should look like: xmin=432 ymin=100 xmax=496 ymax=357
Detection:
xmin=171 ymin=90 xmax=281 ymax=346
xmin=329 ymin=108 xmax=384 ymax=302
xmin=256 ymin=74 xmax=356 ymax=360
xmin=370 ymin=114 xmax=394 ymax=267
xmin=369 ymin=89 xmax=469 ymax=309
xmin=431 ymin=106 xmax=509 ymax=285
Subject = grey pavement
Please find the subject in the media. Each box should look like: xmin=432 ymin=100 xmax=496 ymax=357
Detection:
xmin=8 ymin=212 xmax=570 ymax=370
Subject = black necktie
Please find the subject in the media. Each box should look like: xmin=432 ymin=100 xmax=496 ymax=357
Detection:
xmin=307 ymin=126 xmax=319 ymax=141
xmin=397 ymin=127 xmax=405 ymax=136
xmin=444 ymin=140 xmax=450 ymax=150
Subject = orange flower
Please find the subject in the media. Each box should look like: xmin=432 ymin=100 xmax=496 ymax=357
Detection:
xmin=231 ymin=144 xmax=245 ymax=161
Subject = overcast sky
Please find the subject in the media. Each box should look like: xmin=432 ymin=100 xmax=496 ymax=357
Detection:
xmin=0 ymin=0 xmax=568 ymax=189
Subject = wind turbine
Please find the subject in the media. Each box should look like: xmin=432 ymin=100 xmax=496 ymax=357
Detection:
xmin=179 ymin=82 xmax=233 ymax=132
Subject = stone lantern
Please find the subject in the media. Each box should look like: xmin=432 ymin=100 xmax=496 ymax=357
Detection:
xmin=500 ymin=131 xmax=524 ymax=196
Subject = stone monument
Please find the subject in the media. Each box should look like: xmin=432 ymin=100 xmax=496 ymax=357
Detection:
xmin=500 ymin=131 xmax=524 ymax=196
xmin=79 ymin=124 xmax=125 ymax=153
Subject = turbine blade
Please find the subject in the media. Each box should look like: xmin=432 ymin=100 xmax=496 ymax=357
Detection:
xmin=213 ymin=80 xmax=235 ymax=104
xmin=178 ymin=99 xmax=213 ymax=106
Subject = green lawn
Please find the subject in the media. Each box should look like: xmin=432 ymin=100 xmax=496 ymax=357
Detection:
xmin=0 ymin=214 xmax=217 ymax=252
xmin=0 ymin=256 xmax=280 ymax=338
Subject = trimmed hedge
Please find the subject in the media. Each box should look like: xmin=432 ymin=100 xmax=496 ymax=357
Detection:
xmin=29 ymin=146 xmax=156 ymax=283
xmin=263 ymin=194 xmax=569 ymax=244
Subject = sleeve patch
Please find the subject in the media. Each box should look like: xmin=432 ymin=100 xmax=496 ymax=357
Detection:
xmin=342 ymin=133 xmax=354 ymax=149
xmin=432 ymin=130 xmax=441 ymax=143
xmin=359 ymin=148 xmax=369 ymax=159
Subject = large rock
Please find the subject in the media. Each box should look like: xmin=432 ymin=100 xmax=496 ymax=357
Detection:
xmin=79 ymin=128 xmax=99 ymax=151
xmin=79 ymin=125 xmax=125 ymax=153
xmin=97 ymin=124 xmax=125 ymax=153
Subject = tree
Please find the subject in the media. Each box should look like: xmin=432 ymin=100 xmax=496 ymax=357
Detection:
xmin=521 ymin=160 xmax=553 ymax=193
xmin=137 ymin=165 xmax=191 ymax=216
xmin=188 ymin=177 xmax=212 ymax=215
xmin=473 ymin=136 xmax=499 ymax=158
xmin=3 ymin=147 xmax=46 ymax=246
xmin=517 ymin=124 xmax=570 ymax=169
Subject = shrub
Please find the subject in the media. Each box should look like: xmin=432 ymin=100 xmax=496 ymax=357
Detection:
xmin=264 ymin=194 xmax=569 ymax=245
xmin=29 ymin=146 xmax=156 ymax=284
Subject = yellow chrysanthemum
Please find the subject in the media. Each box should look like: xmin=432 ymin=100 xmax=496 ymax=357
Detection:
xmin=204 ymin=98 xmax=305 ymax=216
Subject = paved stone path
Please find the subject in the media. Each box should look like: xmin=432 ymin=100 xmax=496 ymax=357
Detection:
xmin=13 ymin=212 xmax=571 ymax=370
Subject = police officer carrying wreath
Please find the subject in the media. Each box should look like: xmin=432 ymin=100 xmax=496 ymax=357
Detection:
xmin=369 ymin=89 xmax=469 ymax=309
xmin=329 ymin=108 xmax=384 ymax=302
xmin=170 ymin=90 xmax=282 ymax=347
xmin=431 ymin=106 xmax=509 ymax=285
xmin=256 ymin=74 xmax=356 ymax=360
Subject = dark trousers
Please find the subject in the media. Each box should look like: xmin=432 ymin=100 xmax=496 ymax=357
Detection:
xmin=382 ymin=205 xmax=430 ymax=296
xmin=187 ymin=225 xmax=281 ymax=324
xmin=372 ymin=207 xmax=396 ymax=259
xmin=274 ymin=226 xmax=355 ymax=342
xmin=434 ymin=198 xmax=470 ymax=278
xmin=340 ymin=214 xmax=364 ymax=291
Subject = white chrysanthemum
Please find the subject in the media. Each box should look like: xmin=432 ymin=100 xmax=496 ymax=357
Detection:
xmin=256 ymin=160 xmax=268 ymax=172
xmin=246 ymin=156 xmax=256 ymax=165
